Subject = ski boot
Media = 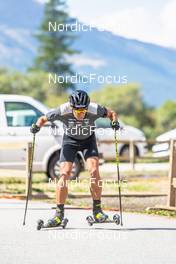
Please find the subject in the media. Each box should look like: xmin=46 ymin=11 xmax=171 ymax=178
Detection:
xmin=47 ymin=209 xmax=64 ymax=227
xmin=93 ymin=208 xmax=109 ymax=223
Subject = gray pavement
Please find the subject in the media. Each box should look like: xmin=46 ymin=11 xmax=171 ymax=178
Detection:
xmin=0 ymin=199 xmax=176 ymax=264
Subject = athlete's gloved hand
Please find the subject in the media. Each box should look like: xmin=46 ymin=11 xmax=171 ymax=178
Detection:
xmin=30 ymin=123 xmax=40 ymax=134
xmin=110 ymin=120 xmax=120 ymax=130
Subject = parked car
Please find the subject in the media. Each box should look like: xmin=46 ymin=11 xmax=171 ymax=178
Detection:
xmin=95 ymin=118 xmax=147 ymax=160
xmin=152 ymin=129 xmax=176 ymax=157
xmin=0 ymin=94 xmax=86 ymax=179
xmin=0 ymin=94 xmax=147 ymax=180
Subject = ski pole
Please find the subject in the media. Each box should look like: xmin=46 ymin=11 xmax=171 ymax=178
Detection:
xmin=23 ymin=133 xmax=36 ymax=225
xmin=114 ymin=129 xmax=123 ymax=226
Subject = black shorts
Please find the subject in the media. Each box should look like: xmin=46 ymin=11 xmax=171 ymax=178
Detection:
xmin=59 ymin=133 xmax=99 ymax=163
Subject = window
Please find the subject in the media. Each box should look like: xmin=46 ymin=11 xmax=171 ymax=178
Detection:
xmin=5 ymin=102 xmax=43 ymax=127
xmin=95 ymin=118 xmax=111 ymax=128
xmin=95 ymin=118 xmax=123 ymax=128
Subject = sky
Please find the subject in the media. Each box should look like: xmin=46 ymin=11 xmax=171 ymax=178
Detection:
xmin=35 ymin=0 xmax=176 ymax=49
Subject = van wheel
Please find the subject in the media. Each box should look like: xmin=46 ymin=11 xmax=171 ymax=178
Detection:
xmin=48 ymin=154 xmax=81 ymax=180
xmin=120 ymin=145 xmax=139 ymax=158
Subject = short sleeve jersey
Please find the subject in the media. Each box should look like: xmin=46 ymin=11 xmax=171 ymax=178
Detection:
xmin=46 ymin=102 xmax=107 ymax=140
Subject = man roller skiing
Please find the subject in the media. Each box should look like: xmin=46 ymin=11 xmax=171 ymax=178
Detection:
xmin=31 ymin=90 xmax=120 ymax=227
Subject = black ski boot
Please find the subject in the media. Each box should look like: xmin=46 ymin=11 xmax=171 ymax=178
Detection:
xmin=46 ymin=208 xmax=64 ymax=228
xmin=93 ymin=201 xmax=108 ymax=223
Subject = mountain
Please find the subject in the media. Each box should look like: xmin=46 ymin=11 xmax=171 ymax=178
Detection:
xmin=0 ymin=0 xmax=176 ymax=106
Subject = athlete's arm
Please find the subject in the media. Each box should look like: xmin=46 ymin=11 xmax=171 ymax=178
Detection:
xmin=106 ymin=109 xmax=118 ymax=122
xmin=106 ymin=109 xmax=120 ymax=130
xmin=36 ymin=115 xmax=48 ymax=128
xmin=30 ymin=115 xmax=48 ymax=134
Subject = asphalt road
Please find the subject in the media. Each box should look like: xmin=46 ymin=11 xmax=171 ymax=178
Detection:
xmin=0 ymin=199 xmax=176 ymax=264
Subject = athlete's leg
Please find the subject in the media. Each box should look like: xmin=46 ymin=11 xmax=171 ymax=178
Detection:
xmin=86 ymin=157 xmax=108 ymax=222
xmin=45 ymin=140 xmax=77 ymax=227
xmin=56 ymin=161 xmax=73 ymax=204
xmin=56 ymin=140 xmax=77 ymax=206
xmin=86 ymin=156 xmax=102 ymax=200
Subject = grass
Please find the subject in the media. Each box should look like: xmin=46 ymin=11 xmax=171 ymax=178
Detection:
xmin=122 ymin=208 xmax=176 ymax=219
xmin=146 ymin=209 xmax=176 ymax=218
xmin=1 ymin=171 xmax=176 ymax=218
xmin=0 ymin=170 xmax=168 ymax=195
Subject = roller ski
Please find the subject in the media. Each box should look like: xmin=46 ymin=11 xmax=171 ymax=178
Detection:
xmin=37 ymin=209 xmax=68 ymax=230
xmin=86 ymin=213 xmax=120 ymax=226
xmin=86 ymin=201 xmax=121 ymax=226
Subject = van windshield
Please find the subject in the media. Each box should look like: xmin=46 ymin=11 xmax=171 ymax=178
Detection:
xmin=5 ymin=102 xmax=43 ymax=127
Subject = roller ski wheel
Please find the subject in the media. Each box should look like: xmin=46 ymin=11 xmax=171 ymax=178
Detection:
xmin=86 ymin=216 xmax=94 ymax=226
xmin=37 ymin=218 xmax=68 ymax=230
xmin=62 ymin=218 xmax=69 ymax=229
xmin=37 ymin=219 xmax=44 ymax=230
xmin=113 ymin=214 xmax=120 ymax=225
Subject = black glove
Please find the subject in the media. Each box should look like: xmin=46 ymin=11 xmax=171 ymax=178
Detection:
xmin=111 ymin=120 xmax=120 ymax=130
xmin=30 ymin=123 xmax=40 ymax=134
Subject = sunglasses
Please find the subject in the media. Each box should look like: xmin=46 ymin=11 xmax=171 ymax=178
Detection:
xmin=73 ymin=108 xmax=87 ymax=113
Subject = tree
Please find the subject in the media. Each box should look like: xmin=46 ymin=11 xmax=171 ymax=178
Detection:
xmin=0 ymin=67 xmax=69 ymax=107
xmin=32 ymin=0 xmax=77 ymax=94
xmin=156 ymin=100 xmax=176 ymax=134
xmin=0 ymin=68 xmax=29 ymax=95
xmin=90 ymin=84 xmax=157 ymax=138
xmin=92 ymin=84 xmax=147 ymax=124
